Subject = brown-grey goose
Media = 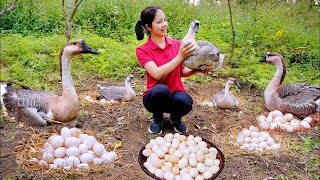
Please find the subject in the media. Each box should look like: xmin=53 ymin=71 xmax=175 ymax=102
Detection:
xmin=212 ymin=78 xmax=241 ymax=109
xmin=0 ymin=40 xmax=98 ymax=126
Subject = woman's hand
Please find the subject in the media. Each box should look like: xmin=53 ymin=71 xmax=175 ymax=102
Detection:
xmin=179 ymin=41 xmax=197 ymax=59
xmin=195 ymin=66 xmax=212 ymax=74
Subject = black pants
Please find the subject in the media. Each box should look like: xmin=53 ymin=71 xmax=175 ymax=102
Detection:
xmin=143 ymin=84 xmax=193 ymax=122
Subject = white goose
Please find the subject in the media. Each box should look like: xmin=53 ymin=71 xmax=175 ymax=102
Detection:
xmin=212 ymin=78 xmax=241 ymax=109
xmin=260 ymin=52 xmax=319 ymax=118
xmin=181 ymin=20 xmax=224 ymax=71
xmin=97 ymin=75 xmax=136 ymax=102
xmin=0 ymin=40 xmax=98 ymax=126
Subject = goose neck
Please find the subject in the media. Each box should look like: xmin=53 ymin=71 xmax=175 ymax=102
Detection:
xmin=60 ymin=53 xmax=76 ymax=96
xmin=223 ymin=83 xmax=231 ymax=98
xmin=265 ymin=58 xmax=286 ymax=94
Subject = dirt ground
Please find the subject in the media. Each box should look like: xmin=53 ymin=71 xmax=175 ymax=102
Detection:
xmin=0 ymin=74 xmax=319 ymax=180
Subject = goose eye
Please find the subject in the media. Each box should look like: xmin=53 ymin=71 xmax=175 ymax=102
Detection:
xmin=73 ymin=42 xmax=77 ymax=45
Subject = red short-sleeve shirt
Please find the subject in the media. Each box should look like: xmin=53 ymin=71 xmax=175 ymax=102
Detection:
xmin=136 ymin=36 xmax=186 ymax=96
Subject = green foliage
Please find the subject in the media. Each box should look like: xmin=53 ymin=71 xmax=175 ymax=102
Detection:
xmin=0 ymin=0 xmax=319 ymax=91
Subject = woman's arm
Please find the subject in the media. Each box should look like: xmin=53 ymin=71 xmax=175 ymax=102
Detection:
xmin=181 ymin=65 xmax=212 ymax=77
xmin=144 ymin=41 xmax=196 ymax=80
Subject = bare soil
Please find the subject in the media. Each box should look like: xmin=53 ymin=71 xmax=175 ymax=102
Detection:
xmin=0 ymin=75 xmax=319 ymax=180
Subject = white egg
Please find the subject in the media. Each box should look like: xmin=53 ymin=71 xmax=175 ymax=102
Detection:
xmin=79 ymin=134 xmax=89 ymax=144
xmin=155 ymin=169 xmax=164 ymax=179
xmin=242 ymin=129 xmax=251 ymax=137
xmin=179 ymin=142 xmax=187 ymax=150
xmin=266 ymin=113 xmax=274 ymax=122
xmin=163 ymin=171 xmax=175 ymax=180
xmin=210 ymin=165 xmax=220 ymax=174
xmin=78 ymin=163 xmax=90 ymax=170
xmin=108 ymin=151 xmax=117 ymax=159
xmin=259 ymin=122 xmax=270 ymax=130
xmin=54 ymin=147 xmax=66 ymax=158
xmin=204 ymin=159 xmax=215 ymax=167
xmin=148 ymin=166 xmax=157 ymax=174
xmin=267 ymin=137 xmax=274 ymax=145
xmin=178 ymin=135 xmax=187 ymax=142
xmin=169 ymin=155 xmax=180 ymax=164
xmin=187 ymin=135 xmax=195 ymax=141
xmin=269 ymin=122 xmax=278 ymax=130
xmin=49 ymin=164 xmax=57 ymax=169
xmin=42 ymin=142 xmax=55 ymax=153
xmin=60 ymin=127 xmax=71 ymax=139
xmin=236 ymin=137 xmax=244 ymax=145
xmin=283 ymin=113 xmax=294 ymax=121
xmin=65 ymin=156 xmax=80 ymax=167
xmin=195 ymin=175 xmax=205 ymax=180
xmin=197 ymin=154 xmax=205 ymax=163
xmin=303 ymin=117 xmax=312 ymax=124
xmin=65 ymin=137 xmax=80 ymax=148
xmin=142 ymin=149 xmax=152 ymax=157
xmin=248 ymin=125 xmax=258 ymax=132
xmin=164 ymin=133 xmax=174 ymax=141
xmin=250 ymin=132 xmax=260 ymax=138
xmin=273 ymin=116 xmax=284 ymax=123
xmin=250 ymin=137 xmax=259 ymax=144
xmin=186 ymin=140 xmax=196 ymax=147
xmin=42 ymin=152 xmax=55 ymax=163
xmin=63 ymin=166 xmax=72 ymax=170
xmin=173 ymin=149 xmax=183 ymax=159
xmin=53 ymin=158 xmax=65 ymax=167
xmin=172 ymin=166 xmax=180 ymax=175
xmin=70 ymin=127 xmax=82 ymax=137
xmin=181 ymin=173 xmax=193 ymax=180
xmin=38 ymin=160 xmax=48 ymax=167
xmin=161 ymin=165 xmax=172 ymax=173
xmin=30 ymin=158 xmax=39 ymax=163
xmin=78 ymin=144 xmax=89 ymax=154
xmin=66 ymin=147 xmax=80 ymax=157
xmin=273 ymin=110 xmax=284 ymax=117
xmin=256 ymin=115 xmax=267 ymax=123
xmin=49 ymin=135 xmax=64 ymax=148
xmin=244 ymin=137 xmax=251 ymax=143
xmin=300 ymin=121 xmax=311 ymax=129
xmin=188 ymin=157 xmax=197 ymax=167
xmin=93 ymin=158 xmax=102 ymax=165
xmin=155 ymin=137 xmax=166 ymax=145
xmin=271 ymin=143 xmax=281 ymax=150
xmin=87 ymin=150 xmax=95 ymax=157
xmin=171 ymin=141 xmax=179 ymax=149
xmin=83 ymin=136 xmax=97 ymax=149
xmin=164 ymin=142 xmax=172 ymax=148
xmin=80 ymin=153 xmax=94 ymax=164
xmin=178 ymin=158 xmax=188 ymax=169
xmin=174 ymin=133 xmax=181 ymax=139
xmin=196 ymin=163 xmax=207 ymax=173
xmin=93 ymin=143 xmax=105 ymax=156
xmin=144 ymin=161 xmax=152 ymax=169
xmin=155 ymin=149 xmax=166 ymax=158
xmin=188 ymin=167 xmax=199 ymax=178
xmin=189 ymin=146 xmax=198 ymax=153
xmin=214 ymin=159 xmax=220 ymax=166
xmin=203 ymin=170 xmax=213 ymax=179
xmin=258 ymin=142 xmax=267 ymax=149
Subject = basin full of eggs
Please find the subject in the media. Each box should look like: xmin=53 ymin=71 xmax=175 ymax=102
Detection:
xmin=257 ymin=110 xmax=312 ymax=132
xmin=31 ymin=127 xmax=117 ymax=171
xmin=139 ymin=133 xmax=224 ymax=180
xmin=235 ymin=126 xmax=280 ymax=151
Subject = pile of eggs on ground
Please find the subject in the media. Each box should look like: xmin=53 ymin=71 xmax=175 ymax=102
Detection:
xmin=256 ymin=110 xmax=312 ymax=132
xmin=235 ymin=126 xmax=280 ymax=151
xmin=31 ymin=127 xmax=117 ymax=171
xmin=142 ymin=133 xmax=221 ymax=180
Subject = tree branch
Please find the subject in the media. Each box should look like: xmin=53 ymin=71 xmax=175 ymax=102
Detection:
xmin=237 ymin=0 xmax=283 ymax=59
xmin=228 ymin=0 xmax=236 ymax=62
xmin=0 ymin=0 xmax=18 ymax=17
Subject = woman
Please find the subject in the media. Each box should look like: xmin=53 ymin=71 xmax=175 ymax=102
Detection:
xmin=135 ymin=6 xmax=211 ymax=134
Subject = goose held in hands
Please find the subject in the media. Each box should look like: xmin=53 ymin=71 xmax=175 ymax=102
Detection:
xmin=181 ymin=20 xmax=224 ymax=71
xmin=0 ymin=40 xmax=98 ymax=126
xmin=98 ymin=75 xmax=136 ymax=102
xmin=212 ymin=78 xmax=241 ymax=109
xmin=259 ymin=52 xmax=320 ymax=118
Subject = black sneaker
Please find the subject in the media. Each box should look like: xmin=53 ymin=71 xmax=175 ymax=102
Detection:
xmin=148 ymin=120 xmax=163 ymax=134
xmin=173 ymin=121 xmax=188 ymax=133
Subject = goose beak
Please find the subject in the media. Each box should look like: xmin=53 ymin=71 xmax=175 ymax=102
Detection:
xmin=235 ymin=80 xmax=241 ymax=88
xmin=193 ymin=22 xmax=200 ymax=33
xmin=81 ymin=40 xmax=99 ymax=55
xmin=259 ymin=55 xmax=267 ymax=63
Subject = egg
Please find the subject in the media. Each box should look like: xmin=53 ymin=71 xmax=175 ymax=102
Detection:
xmin=204 ymin=159 xmax=215 ymax=167
xmin=78 ymin=144 xmax=89 ymax=154
xmin=83 ymin=136 xmax=97 ymax=149
xmin=189 ymin=157 xmax=197 ymax=167
xmin=195 ymin=175 xmax=205 ymax=180
xmin=70 ymin=127 xmax=82 ymax=137
xmin=65 ymin=156 xmax=80 ymax=167
xmin=79 ymin=134 xmax=89 ymax=143
xmin=93 ymin=143 xmax=105 ymax=156
xmin=178 ymin=158 xmax=188 ymax=169
xmin=161 ymin=165 xmax=172 ymax=173
xmin=38 ymin=160 xmax=48 ymax=167
xmin=53 ymin=158 xmax=65 ymax=167
xmin=66 ymin=147 xmax=80 ymax=157
xmin=178 ymin=135 xmax=187 ymax=142
xmin=271 ymin=143 xmax=280 ymax=150
xmin=303 ymin=117 xmax=312 ymax=124
xmin=78 ymin=163 xmax=90 ymax=170
xmin=93 ymin=158 xmax=102 ymax=165
xmin=244 ymin=137 xmax=251 ymax=143
xmin=49 ymin=135 xmax=64 ymax=148
xmin=258 ymin=142 xmax=267 ymax=149
xmin=60 ymin=127 xmax=71 ymax=139
xmin=283 ymin=113 xmax=294 ymax=122
xmin=152 ymin=158 xmax=164 ymax=168
xmin=148 ymin=166 xmax=157 ymax=174
xmin=155 ymin=137 xmax=166 ymax=145
xmin=155 ymin=149 xmax=166 ymax=158
xmin=80 ymin=153 xmax=94 ymax=164
xmin=256 ymin=115 xmax=267 ymax=123
xmin=54 ymin=147 xmax=66 ymax=158
xmin=42 ymin=152 xmax=55 ymax=163
xmin=181 ymin=173 xmax=193 ymax=180
xmin=189 ymin=167 xmax=199 ymax=178
xmin=49 ymin=164 xmax=57 ymax=169
xmin=164 ymin=133 xmax=174 ymax=142
xmin=266 ymin=113 xmax=274 ymax=122
xmin=163 ymin=171 xmax=175 ymax=180
xmin=172 ymin=166 xmax=180 ymax=175
xmin=242 ymin=129 xmax=251 ymax=137
xmin=173 ymin=133 xmax=181 ymax=139
xmin=300 ymin=121 xmax=311 ymax=129
xmin=214 ymin=159 xmax=220 ymax=166
xmin=259 ymin=122 xmax=270 ymax=130
xmin=248 ymin=125 xmax=257 ymax=132
xmin=196 ymin=163 xmax=206 ymax=173
xmin=203 ymin=170 xmax=213 ymax=179
xmin=210 ymin=165 xmax=220 ymax=174
xmin=266 ymin=137 xmax=274 ymax=145
xmin=197 ymin=154 xmax=205 ymax=163
xmin=169 ymin=155 xmax=180 ymax=164
xmin=42 ymin=142 xmax=55 ymax=153
xmin=142 ymin=148 xmax=152 ymax=157
xmin=154 ymin=169 xmax=164 ymax=179
xmin=65 ymin=137 xmax=80 ymax=148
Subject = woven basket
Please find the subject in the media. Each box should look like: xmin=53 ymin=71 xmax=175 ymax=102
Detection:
xmin=138 ymin=135 xmax=225 ymax=179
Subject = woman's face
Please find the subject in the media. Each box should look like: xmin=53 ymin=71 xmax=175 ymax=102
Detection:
xmin=147 ymin=9 xmax=168 ymax=38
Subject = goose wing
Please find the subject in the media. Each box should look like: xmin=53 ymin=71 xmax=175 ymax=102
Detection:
xmin=98 ymin=86 xmax=127 ymax=101
xmin=278 ymin=83 xmax=320 ymax=104
xmin=3 ymin=88 xmax=56 ymax=114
